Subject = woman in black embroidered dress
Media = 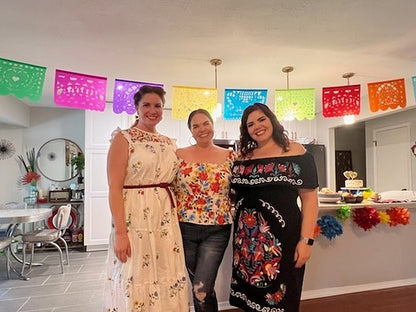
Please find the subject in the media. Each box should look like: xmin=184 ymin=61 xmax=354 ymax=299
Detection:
xmin=229 ymin=103 xmax=319 ymax=312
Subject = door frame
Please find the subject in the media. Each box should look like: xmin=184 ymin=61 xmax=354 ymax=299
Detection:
xmin=372 ymin=123 xmax=412 ymax=191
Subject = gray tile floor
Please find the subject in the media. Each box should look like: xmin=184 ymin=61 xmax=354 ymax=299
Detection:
xmin=0 ymin=248 xmax=107 ymax=312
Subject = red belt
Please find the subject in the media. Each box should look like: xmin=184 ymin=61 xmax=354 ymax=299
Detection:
xmin=123 ymin=183 xmax=175 ymax=208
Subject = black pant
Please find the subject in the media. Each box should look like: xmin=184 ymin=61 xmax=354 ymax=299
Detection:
xmin=179 ymin=222 xmax=231 ymax=312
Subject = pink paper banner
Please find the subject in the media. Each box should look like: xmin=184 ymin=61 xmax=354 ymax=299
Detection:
xmin=113 ymin=79 xmax=164 ymax=114
xmin=54 ymin=69 xmax=107 ymax=111
xmin=322 ymin=84 xmax=361 ymax=117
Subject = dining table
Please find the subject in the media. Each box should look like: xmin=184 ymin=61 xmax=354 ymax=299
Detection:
xmin=0 ymin=207 xmax=52 ymax=280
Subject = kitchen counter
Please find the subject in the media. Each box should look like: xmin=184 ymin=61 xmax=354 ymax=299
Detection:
xmin=319 ymin=201 xmax=416 ymax=210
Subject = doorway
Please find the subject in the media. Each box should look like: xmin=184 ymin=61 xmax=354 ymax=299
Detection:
xmin=373 ymin=124 xmax=411 ymax=192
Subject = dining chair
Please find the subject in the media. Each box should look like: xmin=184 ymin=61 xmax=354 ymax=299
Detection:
xmin=20 ymin=204 xmax=72 ymax=275
xmin=0 ymin=237 xmax=12 ymax=279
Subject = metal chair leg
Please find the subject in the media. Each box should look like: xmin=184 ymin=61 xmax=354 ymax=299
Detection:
xmin=58 ymin=237 xmax=70 ymax=265
xmin=49 ymin=242 xmax=64 ymax=274
xmin=5 ymin=246 xmax=10 ymax=279
xmin=29 ymin=243 xmax=35 ymax=271
xmin=21 ymin=242 xmax=26 ymax=276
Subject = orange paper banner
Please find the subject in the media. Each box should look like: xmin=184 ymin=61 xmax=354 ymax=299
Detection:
xmin=367 ymin=78 xmax=406 ymax=112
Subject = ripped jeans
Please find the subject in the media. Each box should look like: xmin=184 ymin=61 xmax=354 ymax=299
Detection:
xmin=179 ymin=222 xmax=232 ymax=312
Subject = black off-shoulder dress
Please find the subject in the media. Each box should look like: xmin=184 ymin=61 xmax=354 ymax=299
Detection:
xmin=229 ymin=152 xmax=318 ymax=312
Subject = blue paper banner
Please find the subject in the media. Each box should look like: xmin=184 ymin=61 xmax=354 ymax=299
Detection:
xmin=412 ymin=76 xmax=416 ymax=102
xmin=223 ymin=89 xmax=268 ymax=120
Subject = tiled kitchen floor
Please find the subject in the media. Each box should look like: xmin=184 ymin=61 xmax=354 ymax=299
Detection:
xmin=0 ymin=248 xmax=107 ymax=312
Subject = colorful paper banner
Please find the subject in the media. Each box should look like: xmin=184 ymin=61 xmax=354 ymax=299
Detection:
xmin=113 ymin=79 xmax=164 ymax=114
xmin=54 ymin=69 xmax=107 ymax=111
xmin=367 ymin=78 xmax=406 ymax=112
xmin=412 ymin=76 xmax=416 ymax=102
xmin=275 ymin=88 xmax=315 ymax=121
xmin=322 ymin=84 xmax=361 ymax=117
xmin=0 ymin=58 xmax=46 ymax=102
xmin=172 ymin=86 xmax=217 ymax=120
xmin=223 ymin=89 xmax=268 ymax=120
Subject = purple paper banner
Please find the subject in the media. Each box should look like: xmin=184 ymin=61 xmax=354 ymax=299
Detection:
xmin=113 ymin=79 xmax=164 ymax=114
xmin=223 ymin=89 xmax=268 ymax=120
xmin=54 ymin=69 xmax=107 ymax=111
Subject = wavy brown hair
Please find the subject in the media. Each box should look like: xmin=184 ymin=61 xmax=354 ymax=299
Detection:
xmin=239 ymin=103 xmax=290 ymax=158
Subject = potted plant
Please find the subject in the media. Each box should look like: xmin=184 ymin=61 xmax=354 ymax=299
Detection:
xmin=71 ymin=154 xmax=85 ymax=184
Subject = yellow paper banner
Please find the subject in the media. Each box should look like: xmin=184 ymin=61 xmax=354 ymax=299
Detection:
xmin=172 ymin=86 xmax=218 ymax=120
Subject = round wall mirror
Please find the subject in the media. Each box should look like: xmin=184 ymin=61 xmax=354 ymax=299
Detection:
xmin=36 ymin=138 xmax=83 ymax=182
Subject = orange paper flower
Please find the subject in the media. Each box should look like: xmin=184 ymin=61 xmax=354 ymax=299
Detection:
xmin=22 ymin=171 xmax=41 ymax=186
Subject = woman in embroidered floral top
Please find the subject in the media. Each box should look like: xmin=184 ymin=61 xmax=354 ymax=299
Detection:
xmin=174 ymin=109 xmax=235 ymax=312
xmin=104 ymin=86 xmax=189 ymax=311
xmin=229 ymin=103 xmax=319 ymax=312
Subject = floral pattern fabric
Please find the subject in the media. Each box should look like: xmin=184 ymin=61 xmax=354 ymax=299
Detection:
xmin=230 ymin=153 xmax=318 ymax=312
xmin=174 ymin=151 xmax=235 ymax=225
xmin=104 ymin=127 xmax=189 ymax=312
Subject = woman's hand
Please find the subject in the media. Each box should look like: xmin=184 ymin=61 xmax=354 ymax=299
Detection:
xmin=113 ymin=231 xmax=131 ymax=263
xmin=294 ymin=241 xmax=312 ymax=268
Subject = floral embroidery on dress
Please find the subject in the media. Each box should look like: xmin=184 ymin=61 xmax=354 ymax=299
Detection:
xmin=265 ymin=284 xmax=287 ymax=305
xmin=232 ymin=160 xmax=304 ymax=186
xmin=142 ymin=254 xmax=150 ymax=267
xmin=234 ymin=208 xmax=283 ymax=289
xmin=169 ymin=276 xmax=187 ymax=297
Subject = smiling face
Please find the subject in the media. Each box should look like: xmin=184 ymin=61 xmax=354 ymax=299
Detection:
xmin=246 ymin=109 xmax=274 ymax=146
xmin=189 ymin=112 xmax=214 ymax=145
xmin=136 ymin=93 xmax=163 ymax=132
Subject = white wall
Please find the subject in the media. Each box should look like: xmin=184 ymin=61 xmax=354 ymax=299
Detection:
xmin=0 ymin=106 xmax=85 ymax=203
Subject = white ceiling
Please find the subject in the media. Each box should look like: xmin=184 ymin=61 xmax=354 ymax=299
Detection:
xmin=1 ymin=0 xmax=416 ymax=111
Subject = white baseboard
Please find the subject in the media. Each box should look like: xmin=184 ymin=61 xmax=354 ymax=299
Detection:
xmin=301 ymin=278 xmax=416 ymax=300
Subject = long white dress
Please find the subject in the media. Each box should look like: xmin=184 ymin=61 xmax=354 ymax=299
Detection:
xmin=104 ymin=127 xmax=190 ymax=311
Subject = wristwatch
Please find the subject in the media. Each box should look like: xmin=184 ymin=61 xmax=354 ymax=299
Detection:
xmin=300 ymin=236 xmax=314 ymax=246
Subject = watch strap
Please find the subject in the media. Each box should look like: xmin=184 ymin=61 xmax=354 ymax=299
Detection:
xmin=300 ymin=236 xmax=314 ymax=246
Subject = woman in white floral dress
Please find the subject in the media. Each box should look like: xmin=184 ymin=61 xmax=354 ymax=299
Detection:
xmin=104 ymin=86 xmax=189 ymax=311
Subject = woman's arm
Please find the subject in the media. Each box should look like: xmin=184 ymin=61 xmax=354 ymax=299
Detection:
xmin=294 ymin=187 xmax=318 ymax=268
xmin=107 ymin=132 xmax=131 ymax=263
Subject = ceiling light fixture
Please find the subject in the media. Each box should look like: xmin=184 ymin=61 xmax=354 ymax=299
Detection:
xmin=342 ymin=72 xmax=356 ymax=125
xmin=210 ymin=58 xmax=222 ymax=121
xmin=281 ymin=66 xmax=295 ymax=121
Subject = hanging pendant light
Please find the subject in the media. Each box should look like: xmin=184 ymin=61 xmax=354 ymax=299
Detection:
xmin=275 ymin=66 xmax=315 ymax=121
xmin=210 ymin=58 xmax=222 ymax=121
xmin=342 ymin=72 xmax=356 ymax=125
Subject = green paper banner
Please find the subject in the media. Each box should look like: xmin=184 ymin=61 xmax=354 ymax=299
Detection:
xmin=0 ymin=58 xmax=46 ymax=102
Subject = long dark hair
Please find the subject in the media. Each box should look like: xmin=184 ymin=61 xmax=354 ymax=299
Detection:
xmin=134 ymin=85 xmax=166 ymax=106
xmin=239 ymin=103 xmax=290 ymax=158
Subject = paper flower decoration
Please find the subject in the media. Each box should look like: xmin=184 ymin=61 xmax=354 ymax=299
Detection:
xmin=317 ymin=215 xmax=343 ymax=240
xmin=22 ymin=171 xmax=41 ymax=186
xmin=378 ymin=211 xmax=391 ymax=225
xmin=336 ymin=205 xmax=352 ymax=221
xmin=353 ymin=207 xmax=380 ymax=231
xmin=386 ymin=207 xmax=410 ymax=226
xmin=313 ymin=224 xmax=321 ymax=238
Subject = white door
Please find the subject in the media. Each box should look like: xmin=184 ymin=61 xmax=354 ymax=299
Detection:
xmin=373 ymin=124 xmax=411 ymax=192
